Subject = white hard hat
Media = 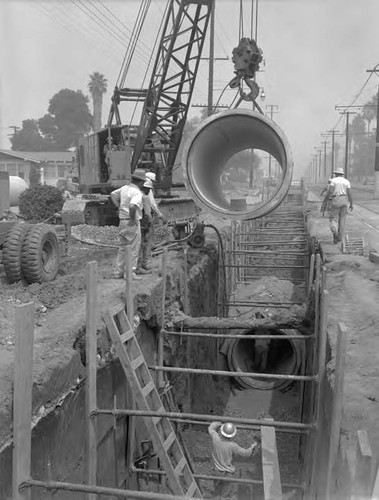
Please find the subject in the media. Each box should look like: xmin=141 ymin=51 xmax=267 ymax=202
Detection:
xmin=220 ymin=422 xmax=237 ymax=438
xmin=146 ymin=172 xmax=156 ymax=182
xmin=333 ymin=167 xmax=345 ymax=175
xmin=143 ymin=178 xmax=154 ymax=189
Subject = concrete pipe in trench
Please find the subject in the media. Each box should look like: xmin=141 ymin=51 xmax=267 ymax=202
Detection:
xmin=226 ymin=327 xmax=303 ymax=391
xmin=182 ymin=109 xmax=293 ymax=220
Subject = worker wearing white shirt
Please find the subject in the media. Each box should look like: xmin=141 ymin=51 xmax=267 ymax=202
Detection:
xmin=138 ymin=172 xmax=167 ymax=271
xmin=326 ymin=167 xmax=353 ymax=244
xmin=110 ymin=169 xmax=147 ymax=280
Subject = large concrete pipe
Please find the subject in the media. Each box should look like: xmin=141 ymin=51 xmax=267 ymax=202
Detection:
xmin=182 ymin=109 xmax=293 ymax=220
xmin=226 ymin=327 xmax=303 ymax=391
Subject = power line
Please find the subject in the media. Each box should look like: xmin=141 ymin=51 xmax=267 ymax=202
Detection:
xmin=46 ymin=1 xmax=122 ymax=64
xmin=90 ymin=0 xmax=152 ymax=61
xmin=96 ymin=0 xmax=153 ymax=56
xmin=331 ymin=70 xmax=377 ymax=131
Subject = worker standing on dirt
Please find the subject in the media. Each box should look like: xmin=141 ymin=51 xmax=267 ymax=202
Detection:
xmin=110 ymin=168 xmax=148 ymax=280
xmin=326 ymin=167 xmax=353 ymax=244
xmin=137 ymin=172 xmax=167 ymax=272
xmin=208 ymin=421 xmax=259 ymax=499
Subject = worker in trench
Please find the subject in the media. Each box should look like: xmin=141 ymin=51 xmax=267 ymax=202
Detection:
xmin=208 ymin=421 xmax=259 ymax=499
xmin=136 ymin=172 xmax=167 ymax=273
xmin=325 ymin=167 xmax=353 ymax=244
xmin=110 ymin=168 xmax=149 ymax=280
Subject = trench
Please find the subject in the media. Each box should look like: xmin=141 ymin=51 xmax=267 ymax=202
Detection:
xmin=1 ymin=193 xmax=324 ymax=500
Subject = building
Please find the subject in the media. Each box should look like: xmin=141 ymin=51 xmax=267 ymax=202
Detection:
xmin=0 ymin=149 xmax=76 ymax=186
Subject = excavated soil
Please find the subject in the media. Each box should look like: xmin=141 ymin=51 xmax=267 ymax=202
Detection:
xmin=307 ymin=193 xmax=379 ymax=454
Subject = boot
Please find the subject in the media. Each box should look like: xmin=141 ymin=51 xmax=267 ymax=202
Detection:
xmin=132 ymin=273 xmax=143 ymax=281
xmin=134 ymin=267 xmax=153 ymax=275
xmin=142 ymin=260 xmax=160 ymax=270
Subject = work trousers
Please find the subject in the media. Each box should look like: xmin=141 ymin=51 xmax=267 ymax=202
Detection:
xmin=138 ymin=221 xmax=154 ymax=268
xmin=329 ymin=195 xmax=348 ymax=242
xmin=115 ymin=220 xmax=141 ymax=275
xmin=212 ymin=470 xmax=239 ymax=500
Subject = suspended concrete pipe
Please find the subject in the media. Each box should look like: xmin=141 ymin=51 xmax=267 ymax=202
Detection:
xmin=182 ymin=109 xmax=293 ymax=220
xmin=226 ymin=327 xmax=303 ymax=391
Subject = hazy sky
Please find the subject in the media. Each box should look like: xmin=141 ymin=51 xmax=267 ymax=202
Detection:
xmin=1 ymin=0 xmax=379 ymax=176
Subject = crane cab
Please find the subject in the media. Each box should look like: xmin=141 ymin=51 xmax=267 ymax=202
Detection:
xmin=77 ymin=125 xmax=137 ymax=194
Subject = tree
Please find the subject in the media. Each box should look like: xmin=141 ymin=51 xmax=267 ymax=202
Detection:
xmin=88 ymin=72 xmax=108 ymax=131
xmin=10 ymin=119 xmax=50 ymax=151
xmin=362 ymin=95 xmax=377 ymax=133
xmin=39 ymin=89 xmax=93 ymax=149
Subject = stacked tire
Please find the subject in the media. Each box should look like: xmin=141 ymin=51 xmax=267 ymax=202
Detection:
xmin=3 ymin=223 xmax=60 ymax=284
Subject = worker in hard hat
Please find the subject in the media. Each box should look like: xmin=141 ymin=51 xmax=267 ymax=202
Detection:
xmin=208 ymin=421 xmax=259 ymax=499
xmin=325 ymin=167 xmax=353 ymax=244
xmin=320 ymin=178 xmax=333 ymax=216
xmin=110 ymin=168 xmax=148 ymax=280
xmin=137 ymin=172 xmax=167 ymax=272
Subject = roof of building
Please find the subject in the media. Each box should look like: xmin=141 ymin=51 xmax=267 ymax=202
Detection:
xmin=0 ymin=149 xmax=75 ymax=163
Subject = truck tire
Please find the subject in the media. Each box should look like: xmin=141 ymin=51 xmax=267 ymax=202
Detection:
xmin=21 ymin=224 xmax=60 ymax=283
xmin=2 ymin=223 xmax=31 ymax=283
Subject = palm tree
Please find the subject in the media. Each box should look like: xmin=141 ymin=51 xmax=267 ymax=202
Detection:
xmin=88 ymin=72 xmax=108 ymax=132
xmin=362 ymin=95 xmax=377 ymax=133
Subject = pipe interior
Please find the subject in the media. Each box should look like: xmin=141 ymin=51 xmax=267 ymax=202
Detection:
xmin=233 ymin=335 xmax=296 ymax=376
xmin=185 ymin=112 xmax=289 ymax=216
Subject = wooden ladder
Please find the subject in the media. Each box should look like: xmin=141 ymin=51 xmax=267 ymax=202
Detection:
xmin=103 ymin=305 xmax=202 ymax=499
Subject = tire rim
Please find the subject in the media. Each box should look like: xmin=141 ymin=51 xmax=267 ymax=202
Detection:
xmin=41 ymin=239 xmax=57 ymax=275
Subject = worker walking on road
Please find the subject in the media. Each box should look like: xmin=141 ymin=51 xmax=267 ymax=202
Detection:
xmin=326 ymin=167 xmax=353 ymax=244
xmin=110 ymin=168 xmax=148 ymax=280
xmin=208 ymin=421 xmax=259 ymax=500
xmin=137 ymin=172 xmax=167 ymax=272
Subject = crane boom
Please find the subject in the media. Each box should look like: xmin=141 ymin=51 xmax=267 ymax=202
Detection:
xmin=131 ymin=0 xmax=214 ymax=196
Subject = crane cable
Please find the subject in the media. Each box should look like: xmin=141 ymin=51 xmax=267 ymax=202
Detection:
xmin=239 ymin=0 xmax=244 ymax=39
xmin=117 ymin=0 xmax=152 ymax=88
xmin=128 ymin=0 xmax=171 ymax=128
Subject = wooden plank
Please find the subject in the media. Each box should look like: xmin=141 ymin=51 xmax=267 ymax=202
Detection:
xmin=163 ymin=432 xmax=177 ymax=451
xmin=158 ymin=249 xmax=168 ymax=389
xmin=12 ymin=302 xmax=35 ymax=500
xmin=371 ymin=463 xmax=379 ymax=499
xmin=120 ymin=329 xmax=134 ymax=343
xmin=326 ymin=322 xmax=348 ymax=498
xmin=307 ymin=253 xmax=315 ymax=295
xmin=85 ymin=262 xmax=97 ymax=500
xmin=131 ymin=355 xmax=145 ymax=370
xmin=174 ymin=457 xmax=187 ymax=475
xmin=141 ymin=381 xmax=155 ymax=397
xmin=261 ymin=418 xmax=282 ymax=500
xmin=309 ymin=288 xmax=329 ymax=495
xmin=125 ymin=246 xmax=134 ymax=325
xmin=183 ymin=246 xmax=192 ymax=420
xmin=353 ymin=430 xmax=374 ymax=499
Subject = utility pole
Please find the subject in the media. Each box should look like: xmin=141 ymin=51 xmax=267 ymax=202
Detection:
xmin=322 ymin=130 xmax=340 ymax=177
xmin=335 ymin=106 xmax=357 ymax=179
xmin=266 ymin=104 xmax=279 ymax=177
xmin=344 ymin=112 xmax=350 ymax=177
xmin=331 ymin=130 xmax=335 ymax=177
xmin=367 ymin=65 xmax=379 ymax=198
xmin=322 ymin=140 xmax=328 ymax=180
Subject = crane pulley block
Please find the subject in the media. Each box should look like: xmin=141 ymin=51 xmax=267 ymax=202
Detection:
xmin=231 ymin=37 xmax=263 ymax=80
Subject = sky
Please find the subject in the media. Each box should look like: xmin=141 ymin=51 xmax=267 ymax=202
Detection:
xmin=1 ymin=0 xmax=379 ymax=177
